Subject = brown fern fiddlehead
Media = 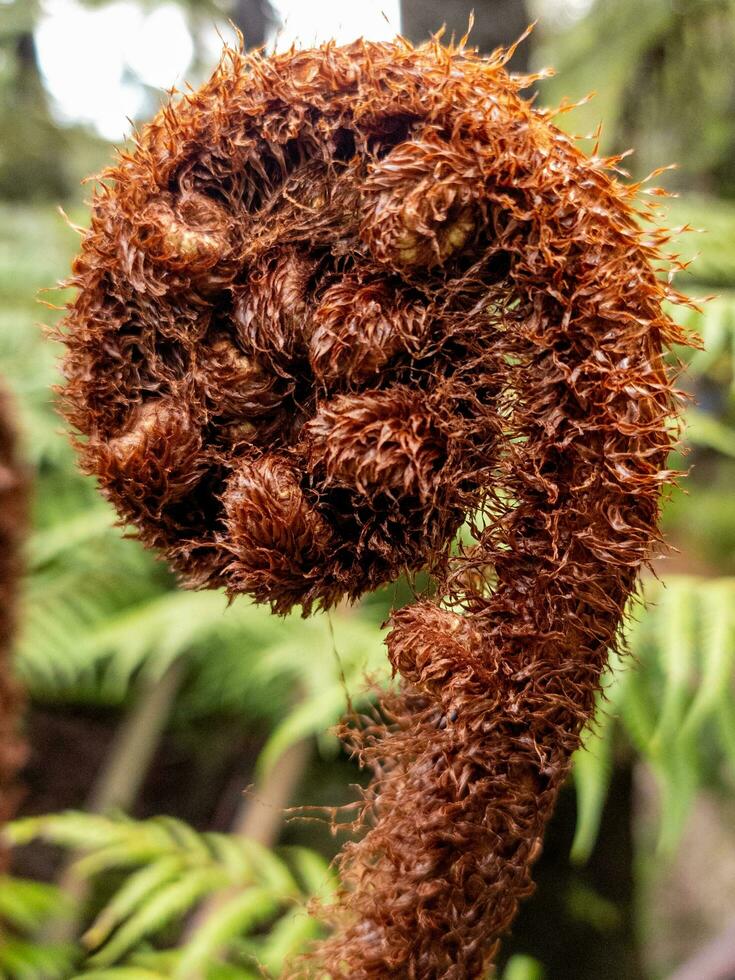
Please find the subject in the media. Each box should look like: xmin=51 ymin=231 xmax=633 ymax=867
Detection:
xmin=59 ymin=37 xmax=689 ymax=977
xmin=0 ymin=385 xmax=27 ymax=868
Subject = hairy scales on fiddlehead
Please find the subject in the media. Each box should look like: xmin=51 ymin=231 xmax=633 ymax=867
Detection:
xmin=58 ymin=35 xmax=690 ymax=978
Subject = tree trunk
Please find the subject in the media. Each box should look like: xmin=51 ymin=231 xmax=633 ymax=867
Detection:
xmin=230 ymin=0 xmax=280 ymax=49
xmin=0 ymin=30 xmax=69 ymax=199
xmin=0 ymin=386 xmax=28 ymax=871
xmin=400 ymin=0 xmax=531 ymax=70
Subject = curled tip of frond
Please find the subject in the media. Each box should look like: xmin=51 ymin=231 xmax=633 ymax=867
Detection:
xmin=59 ymin=34 xmax=690 ymax=975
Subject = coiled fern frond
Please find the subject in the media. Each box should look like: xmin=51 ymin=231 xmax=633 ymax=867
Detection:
xmin=57 ymin=33 xmax=692 ymax=976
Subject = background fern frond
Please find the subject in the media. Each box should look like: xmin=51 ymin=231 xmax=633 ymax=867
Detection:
xmin=3 ymin=812 xmax=334 ymax=978
xmin=572 ymin=575 xmax=735 ymax=859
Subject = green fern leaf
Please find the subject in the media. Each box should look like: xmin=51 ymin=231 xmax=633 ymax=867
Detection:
xmin=72 ymin=970 xmax=168 ymax=980
xmin=0 ymin=876 xmax=69 ymax=933
xmin=173 ymin=888 xmax=279 ymax=979
xmin=0 ymin=938 xmax=78 ymax=980
xmin=284 ymin=847 xmax=335 ymax=901
xmin=82 ymin=857 xmax=187 ymax=951
xmin=570 ymin=703 xmax=615 ymax=865
xmin=86 ymin=868 xmax=228 ymax=967
xmin=255 ymin=905 xmax=322 ymax=977
xmin=653 ymin=741 xmax=699 ymax=855
xmin=650 ymin=578 xmax=697 ymax=753
xmin=257 ymin=686 xmax=351 ymax=777
xmin=681 ymin=580 xmax=735 ymax=740
xmin=500 ymin=953 xmax=545 ymax=980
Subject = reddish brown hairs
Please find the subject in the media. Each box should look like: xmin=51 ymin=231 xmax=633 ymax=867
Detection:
xmin=0 ymin=385 xmax=27 ymax=869
xmin=58 ymin=36 xmax=688 ymax=977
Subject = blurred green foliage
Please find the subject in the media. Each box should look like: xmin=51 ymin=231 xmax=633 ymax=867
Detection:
xmin=1 ymin=0 xmax=735 ymax=976
xmin=5 ymin=812 xmax=333 ymax=978
xmin=537 ymin=0 xmax=735 ymax=198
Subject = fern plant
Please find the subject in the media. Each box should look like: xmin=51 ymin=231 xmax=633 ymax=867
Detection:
xmin=0 ymin=875 xmax=76 ymax=979
xmin=572 ymin=575 xmax=735 ymax=861
xmin=3 ymin=811 xmax=333 ymax=979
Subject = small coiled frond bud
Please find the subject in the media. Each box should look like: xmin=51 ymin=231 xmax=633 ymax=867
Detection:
xmin=87 ymin=399 xmax=205 ymax=517
xmin=196 ymin=335 xmax=286 ymax=420
xmin=308 ymin=278 xmax=431 ymax=387
xmin=360 ymin=137 xmax=480 ymax=270
xmin=306 ymin=387 xmax=446 ymax=500
xmin=139 ymin=193 xmax=234 ymax=274
xmin=386 ymin=601 xmax=486 ymax=695
xmin=233 ymin=250 xmax=315 ymax=368
xmin=222 ymin=453 xmax=332 ymax=614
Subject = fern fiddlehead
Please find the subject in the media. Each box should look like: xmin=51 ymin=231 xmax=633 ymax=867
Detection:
xmin=58 ymin=37 xmax=689 ymax=977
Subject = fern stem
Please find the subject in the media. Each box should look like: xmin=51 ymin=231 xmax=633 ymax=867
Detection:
xmin=232 ymin=737 xmax=311 ymax=847
xmin=668 ymin=917 xmax=735 ymax=980
xmin=181 ymin=736 xmax=311 ymax=946
xmin=87 ymin=661 xmax=185 ymax=812
xmin=40 ymin=660 xmax=184 ymax=944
